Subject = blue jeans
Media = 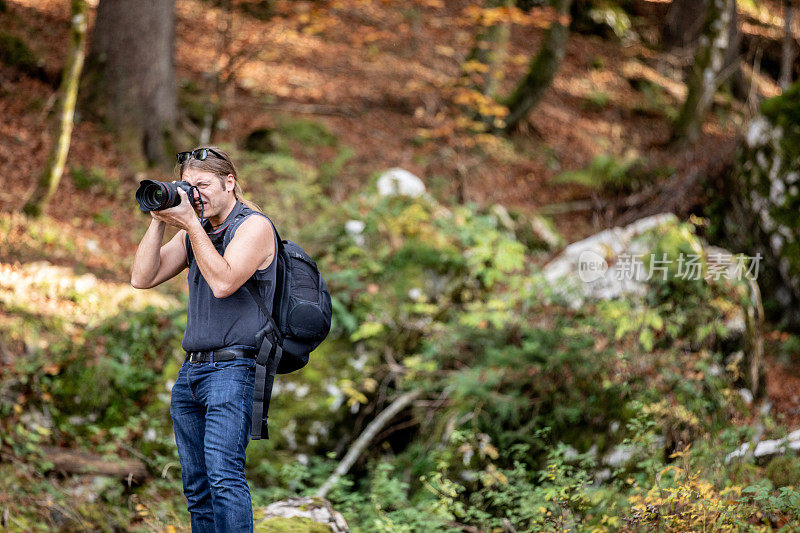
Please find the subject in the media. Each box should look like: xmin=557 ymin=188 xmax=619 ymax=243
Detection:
xmin=170 ymin=357 xmax=256 ymax=532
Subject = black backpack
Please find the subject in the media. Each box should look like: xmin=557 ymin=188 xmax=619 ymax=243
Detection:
xmin=224 ymin=210 xmax=332 ymax=440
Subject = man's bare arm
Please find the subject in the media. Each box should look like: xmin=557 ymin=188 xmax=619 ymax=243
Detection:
xmin=130 ymin=219 xmax=187 ymax=289
xmin=185 ymin=215 xmax=274 ymax=299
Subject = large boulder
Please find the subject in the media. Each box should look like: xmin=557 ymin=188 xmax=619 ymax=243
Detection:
xmin=543 ymin=213 xmax=765 ymax=397
xmin=543 ymin=213 xmax=681 ymax=307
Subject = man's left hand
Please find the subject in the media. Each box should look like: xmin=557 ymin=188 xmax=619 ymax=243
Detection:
xmin=151 ymin=188 xmax=198 ymax=231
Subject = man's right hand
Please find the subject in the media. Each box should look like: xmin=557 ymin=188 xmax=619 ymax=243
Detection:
xmin=150 ymin=189 xmax=199 ymax=232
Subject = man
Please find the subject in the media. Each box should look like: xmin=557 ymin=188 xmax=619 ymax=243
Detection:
xmin=130 ymin=146 xmax=276 ymax=532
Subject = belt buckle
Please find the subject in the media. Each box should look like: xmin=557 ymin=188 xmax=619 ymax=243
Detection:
xmin=188 ymin=351 xmax=200 ymax=363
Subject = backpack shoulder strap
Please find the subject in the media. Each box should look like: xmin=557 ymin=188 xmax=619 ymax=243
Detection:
xmin=222 ymin=202 xmax=253 ymax=249
xmin=244 ymin=279 xmax=273 ymax=323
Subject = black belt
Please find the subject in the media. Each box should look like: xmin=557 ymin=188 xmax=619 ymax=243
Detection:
xmin=185 ymin=348 xmax=257 ymax=363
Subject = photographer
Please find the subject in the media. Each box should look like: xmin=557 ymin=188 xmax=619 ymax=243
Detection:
xmin=130 ymin=146 xmax=276 ymax=533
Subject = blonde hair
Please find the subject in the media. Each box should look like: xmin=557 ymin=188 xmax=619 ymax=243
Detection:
xmin=178 ymin=145 xmax=262 ymax=212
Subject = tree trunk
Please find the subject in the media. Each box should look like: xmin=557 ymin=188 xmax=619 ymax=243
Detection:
xmin=457 ymin=0 xmax=513 ymax=130
xmin=42 ymin=446 xmax=148 ymax=483
xmin=500 ymin=0 xmax=573 ymax=133
xmin=22 ymin=0 xmax=88 ymax=217
xmin=780 ymin=0 xmax=796 ymax=90
xmin=87 ymin=0 xmax=177 ymax=167
xmin=461 ymin=0 xmax=512 ymax=99
xmin=672 ymin=0 xmax=737 ymax=144
xmin=661 ymin=0 xmax=708 ymax=51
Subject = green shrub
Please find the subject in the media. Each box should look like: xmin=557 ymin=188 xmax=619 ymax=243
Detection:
xmin=0 ymin=31 xmax=41 ymax=75
xmin=46 ymin=306 xmax=184 ymax=433
xmin=551 ymin=153 xmax=649 ymax=194
xmin=765 ymin=455 xmax=800 ymax=489
xmin=70 ymin=165 xmax=118 ymax=196
xmin=277 ymin=116 xmax=338 ymax=148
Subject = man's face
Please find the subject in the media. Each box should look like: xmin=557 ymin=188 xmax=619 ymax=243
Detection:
xmin=182 ymin=169 xmax=233 ymax=218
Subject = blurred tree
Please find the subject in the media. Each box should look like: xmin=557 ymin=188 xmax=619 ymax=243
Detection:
xmin=672 ymin=0 xmax=738 ymax=144
xmin=500 ymin=0 xmax=573 ymax=132
xmin=461 ymin=0 xmax=513 ymax=99
xmin=457 ymin=0 xmax=514 ymax=130
xmin=780 ymin=0 xmax=797 ymax=89
xmin=708 ymin=81 xmax=800 ymax=330
xmin=22 ymin=0 xmax=88 ymax=216
xmin=86 ymin=0 xmax=177 ymax=167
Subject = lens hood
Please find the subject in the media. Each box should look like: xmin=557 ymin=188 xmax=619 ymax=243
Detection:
xmin=135 ymin=180 xmax=197 ymax=212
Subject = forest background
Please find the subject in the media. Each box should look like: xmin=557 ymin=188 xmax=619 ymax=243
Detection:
xmin=1 ymin=0 xmax=800 ymax=531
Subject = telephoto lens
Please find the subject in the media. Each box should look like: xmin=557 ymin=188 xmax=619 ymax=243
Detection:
xmin=135 ymin=180 xmax=197 ymax=212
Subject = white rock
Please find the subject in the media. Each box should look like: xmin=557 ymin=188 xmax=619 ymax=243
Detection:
xmin=738 ymin=388 xmax=754 ymax=405
xmin=326 ymin=383 xmax=344 ymax=411
xmin=745 ymin=116 xmax=770 ymax=148
xmin=349 ymin=353 xmax=368 ymax=371
xmin=562 ymin=445 xmax=579 ymax=460
xmin=377 ymin=168 xmax=426 ymax=197
xmin=345 ymin=220 xmax=365 ymax=235
xmin=281 ymin=420 xmax=298 ymax=450
xmin=595 ymin=468 xmax=612 ymax=483
xmin=604 ymin=444 xmax=637 ymax=468
xmin=85 ymin=239 xmax=100 ymax=255
xmin=543 ymin=213 xmax=678 ymax=304
xmin=726 ymin=429 xmax=800 ymax=462
xmin=408 ymin=287 xmax=423 ymax=300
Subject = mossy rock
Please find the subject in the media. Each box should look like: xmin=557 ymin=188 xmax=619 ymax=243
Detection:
xmin=255 ymin=497 xmax=349 ymax=532
xmin=256 ymin=516 xmax=334 ymax=533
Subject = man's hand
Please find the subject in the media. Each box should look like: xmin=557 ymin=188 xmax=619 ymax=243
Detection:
xmin=151 ymin=188 xmax=198 ymax=231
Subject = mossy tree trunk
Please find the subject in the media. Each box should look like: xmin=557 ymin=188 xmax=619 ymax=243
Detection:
xmin=499 ymin=0 xmax=573 ymax=133
xmin=461 ymin=0 xmax=513 ymax=93
xmin=22 ymin=0 xmax=88 ymax=217
xmin=86 ymin=0 xmax=177 ymax=167
xmin=708 ymin=81 xmax=800 ymax=330
xmin=458 ymin=0 xmax=513 ymax=129
xmin=672 ymin=0 xmax=737 ymax=144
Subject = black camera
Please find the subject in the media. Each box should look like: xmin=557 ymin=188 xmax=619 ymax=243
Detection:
xmin=135 ymin=180 xmax=199 ymax=212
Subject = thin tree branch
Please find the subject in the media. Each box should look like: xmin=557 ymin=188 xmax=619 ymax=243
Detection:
xmin=316 ymin=389 xmax=422 ymax=499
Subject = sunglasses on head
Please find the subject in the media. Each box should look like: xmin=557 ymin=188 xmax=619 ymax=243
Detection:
xmin=176 ymin=148 xmax=225 ymax=164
